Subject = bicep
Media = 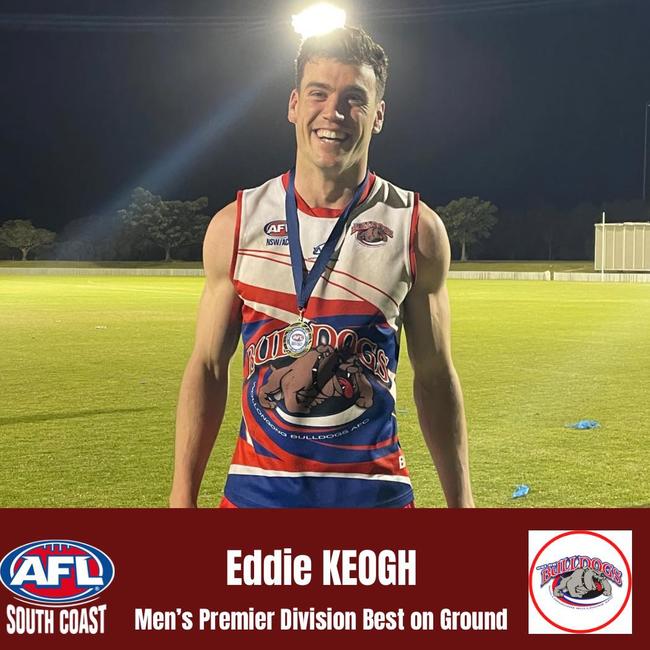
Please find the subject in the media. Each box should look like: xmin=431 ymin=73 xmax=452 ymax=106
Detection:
xmin=192 ymin=276 xmax=242 ymax=376
xmin=404 ymin=283 xmax=453 ymax=379
xmin=403 ymin=202 xmax=454 ymax=379
xmin=191 ymin=202 xmax=242 ymax=375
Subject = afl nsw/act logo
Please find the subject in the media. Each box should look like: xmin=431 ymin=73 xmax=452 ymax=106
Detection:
xmin=264 ymin=220 xmax=288 ymax=246
xmin=0 ymin=540 xmax=115 ymax=606
xmin=528 ymin=530 xmax=632 ymax=634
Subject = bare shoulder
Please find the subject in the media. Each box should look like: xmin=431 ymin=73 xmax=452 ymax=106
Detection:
xmin=412 ymin=201 xmax=451 ymax=293
xmin=203 ymin=200 xmax=238 ymax=282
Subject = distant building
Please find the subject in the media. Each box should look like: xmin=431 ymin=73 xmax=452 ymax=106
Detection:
xmin=594 ymin=222 xmax=650 ymax=271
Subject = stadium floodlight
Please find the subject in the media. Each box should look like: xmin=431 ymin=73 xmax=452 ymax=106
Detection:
xmin=292 ymin=3 xmax=346 ymax=38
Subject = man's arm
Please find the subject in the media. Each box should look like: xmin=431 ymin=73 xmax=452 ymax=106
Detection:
xmin=169 ymin=201 xmax=242 ymax=508
xmin=403 ymin=201 xmax=475 ymax=507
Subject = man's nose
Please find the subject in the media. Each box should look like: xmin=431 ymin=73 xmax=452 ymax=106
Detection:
xmin=322 ymin=95 xmax=346 ymax=122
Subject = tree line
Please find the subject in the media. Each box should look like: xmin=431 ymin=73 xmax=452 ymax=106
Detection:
xmin=0 ymin=188 xmax=210 ymax=262
xmin=1 ymin=190 xmax=648 ymax=262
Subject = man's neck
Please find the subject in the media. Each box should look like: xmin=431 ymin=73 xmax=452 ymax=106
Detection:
xmin=293 ymin=159 xmax=367 ymax=210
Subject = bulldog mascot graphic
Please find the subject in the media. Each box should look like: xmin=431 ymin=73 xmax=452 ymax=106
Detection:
xmin=257 ymin=344 xmax=374 ymax=415
xmin=553 ymin=568 xmax=613 ymax=599
xmin=351 ymin=221 xmax=394 ymax=245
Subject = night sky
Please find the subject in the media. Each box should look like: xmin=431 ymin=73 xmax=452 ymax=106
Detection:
xmin=1 ymin=0 xmax=649 ymax=233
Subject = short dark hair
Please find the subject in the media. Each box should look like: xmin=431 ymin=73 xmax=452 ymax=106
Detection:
xmin=295 ymin=26 xmax=389 ymax=100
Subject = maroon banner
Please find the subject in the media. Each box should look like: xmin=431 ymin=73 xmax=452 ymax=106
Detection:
xmin=0 ymin=509 xmax=646 ymax=648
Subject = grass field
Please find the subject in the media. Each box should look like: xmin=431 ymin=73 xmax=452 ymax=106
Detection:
xmin=1 ymin=274 xmax=648 ymax=508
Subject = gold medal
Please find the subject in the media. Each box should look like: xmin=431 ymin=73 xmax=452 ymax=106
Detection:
xmin=282 ymin=315 xmax=313 ymax=358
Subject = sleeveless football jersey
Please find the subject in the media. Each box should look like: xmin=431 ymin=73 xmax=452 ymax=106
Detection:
xmin=224 ymin=171 xmax=419 ymax=508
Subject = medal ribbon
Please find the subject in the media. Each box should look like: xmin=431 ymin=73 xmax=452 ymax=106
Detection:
xmin=285 ymin=167 xmax=369 ymax=314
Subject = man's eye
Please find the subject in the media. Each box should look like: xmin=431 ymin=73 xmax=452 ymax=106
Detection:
xmin=348 ymin=96 xmax=366 ymax=105
xmin=310 ymin=91 xmax=326 ymax=99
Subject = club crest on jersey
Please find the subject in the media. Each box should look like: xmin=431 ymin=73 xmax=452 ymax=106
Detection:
xmin=351 ymin=221 xmax=394 ymax=246
xmin=245 ymin=324 xmax=390 ymax=395
xmin=264 ymin=220 xmax=288 ymax=246
xmin=0 ymin=540 xmax=115 ymax=606
xmin=258 ymin=344 xmax=374 ymax=415
xmin=536 ymin=554 xmax=622 ymax=609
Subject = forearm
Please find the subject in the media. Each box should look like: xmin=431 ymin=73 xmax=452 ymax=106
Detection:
xmin=413 ymin=369 xmax=474 ymax=507
xmin=170 ymin=357 xmax=228 ymax=507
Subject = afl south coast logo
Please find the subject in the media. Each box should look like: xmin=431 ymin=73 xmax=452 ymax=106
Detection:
xmin=528 ymin=530 xmax=632 ymax=634
xmin=1 ymin=540 xmax=114 ymax=635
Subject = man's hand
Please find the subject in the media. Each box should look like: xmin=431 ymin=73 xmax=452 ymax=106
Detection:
xmin=403 ymin=201 xmax=475 ymax=508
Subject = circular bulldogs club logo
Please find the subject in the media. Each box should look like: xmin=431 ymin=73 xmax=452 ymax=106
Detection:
xmin=528 ymin=530 xmax=632 ymax=634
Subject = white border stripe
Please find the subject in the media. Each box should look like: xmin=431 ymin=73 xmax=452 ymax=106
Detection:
xmin=275 ymin=404 xmax=365 ymax=428
xmin=245 ymin=300 xmax=295 ymax=325
xmin=228 ymin=464 xmax=412 ymax=485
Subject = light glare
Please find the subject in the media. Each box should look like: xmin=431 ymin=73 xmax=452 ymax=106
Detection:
xmin=292 ymin=3 xmax=346 ymax=38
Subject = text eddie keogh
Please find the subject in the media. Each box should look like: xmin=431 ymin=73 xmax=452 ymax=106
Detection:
xmin=226 ymin=548 xmax=416 ymax=586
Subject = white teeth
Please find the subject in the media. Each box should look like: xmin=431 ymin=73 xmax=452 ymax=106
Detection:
xmin=316 ymin=129 xmax=346 ymax=140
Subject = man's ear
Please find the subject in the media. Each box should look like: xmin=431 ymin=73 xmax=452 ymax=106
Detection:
xmin=372 ymin=100 xmax=385 ymax=134
xmin=288 ymin=88 xmax=299 ymax=124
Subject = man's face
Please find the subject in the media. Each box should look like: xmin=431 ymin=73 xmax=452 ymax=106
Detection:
xmin=288 ymin=57 xmax=385 ymax=174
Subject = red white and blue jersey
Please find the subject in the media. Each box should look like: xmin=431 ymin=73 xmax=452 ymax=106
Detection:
xmin=224 ymin=171 xmax=419 ymax=508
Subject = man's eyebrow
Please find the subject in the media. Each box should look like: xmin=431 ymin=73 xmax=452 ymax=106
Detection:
xmin=345 ymin=84 xmax=369 ymax=95
xmin=304 ymin=81 xmax=369 ymax=96
xmin=304 ymin=81 xmax=334 ymax=91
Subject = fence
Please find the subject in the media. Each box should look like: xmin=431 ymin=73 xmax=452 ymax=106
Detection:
xmin=0 ymin=267 xmax=204 ymax=277
xmin=447 ymin=271 xmax=550 ymax=281
xmin=2 ymin=268 xmax=650 ymax=283
xmin=554 ymin=271 xmax=650 ymax=283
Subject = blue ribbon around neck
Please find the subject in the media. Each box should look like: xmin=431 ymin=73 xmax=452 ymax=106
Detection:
xmin=284 ymin=168 xmax=368 ymax=314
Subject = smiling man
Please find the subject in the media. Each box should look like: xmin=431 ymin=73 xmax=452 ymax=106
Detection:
xmin=170 ymin=27 xmax=475 ymax=509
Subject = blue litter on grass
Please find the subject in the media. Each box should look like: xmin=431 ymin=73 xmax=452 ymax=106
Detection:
xmin=566 ymin=419 xmax=600 ymax=430
xmin=512 ymin=484 xmax=530 ymax=499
